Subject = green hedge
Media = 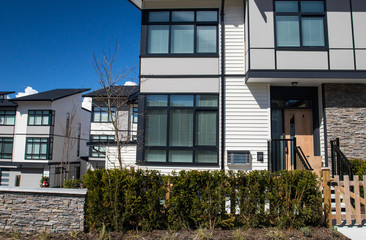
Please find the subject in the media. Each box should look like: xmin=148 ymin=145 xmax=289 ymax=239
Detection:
xmin=350 ymin=159 xmax=366 ymax=179
xmin=83 ymin=169 xmax=322 ymax=232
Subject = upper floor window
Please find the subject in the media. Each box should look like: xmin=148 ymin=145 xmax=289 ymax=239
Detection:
xmin=274 ymin=1 xmax=327 ymax=48
xmin=145 ymin=10 xmax=218 ymax=55
xmin=92 ymin=107 xmax=115 ymax=123
xmin=0 ymin=137 xmax=13 ymax=159
xmin=0 ymin=110 xmax=15 ymax=125
xmin=28 ymin=110 xmax=54 ymax=126
xmin=25 ymin=137 xmax=53 ymax=160
xmin=133 ymin=107 xmax=138 ymax=123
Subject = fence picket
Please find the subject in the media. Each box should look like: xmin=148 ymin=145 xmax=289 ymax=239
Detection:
xmin=334 ymin=175 xmax=342 ymax=225
xmin=344 ymin=176 xmax=352 ymax=225
xmin=354 ymin=176 xmax=361 ymax=225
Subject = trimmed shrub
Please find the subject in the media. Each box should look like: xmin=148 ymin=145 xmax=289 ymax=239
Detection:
xmin=350 ymin=159 xmax=366 ymax=179
xmin=83 ymin=169 xmax=322 ymax=232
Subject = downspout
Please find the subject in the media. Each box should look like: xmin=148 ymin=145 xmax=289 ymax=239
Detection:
xmin=322 ymin=84 xmax=329 ymax=167
xmin=220 ymin=0 xmax=226 ymax=170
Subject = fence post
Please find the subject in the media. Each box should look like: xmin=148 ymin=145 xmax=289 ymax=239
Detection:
xmin=322 ymin=168 xmax=332 ymax=227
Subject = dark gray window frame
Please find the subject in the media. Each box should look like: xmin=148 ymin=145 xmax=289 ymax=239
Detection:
xmin=25 ymin=137 xmax=53 ymax=160
xmin=91 ymin=106 xmax=116 ymax=123
xmin=0 ymin=137 xmax=13 ymax=159
xmin=274 ymin=0 xmax=328 ymax=50
xmin=89 ymin=135 xmax=115 ymax=158
xmin=142 ymin=94 xmax=219 ymax=166
xmin=27 ymin=110 xmax=55 ymax=126
xmin=141 ymin=9 xmax=219 ymax=57
xmin=0 ymin=110 xmax=16 ymax=126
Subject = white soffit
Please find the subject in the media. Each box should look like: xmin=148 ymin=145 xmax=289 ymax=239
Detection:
xmin=129 ymin=0 xmax=142 ymax=9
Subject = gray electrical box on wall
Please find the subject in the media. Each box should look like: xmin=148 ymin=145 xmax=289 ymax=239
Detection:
xmin=257 ymin=152 xmax=264 ymax=161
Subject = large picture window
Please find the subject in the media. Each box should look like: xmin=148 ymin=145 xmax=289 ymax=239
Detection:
xmin=28 ymin=110 xmax=54 ymax=126
xmin=0 ymin=138 xmax=13 ymax=159
xmin=25 ymin=138 xmax=53 ymax=160
xmin=144 ymin=94 xmax=218 ymax=164
xmin=0 ymin=110 xmax=15 ymax=125
xmin=274 ymin=1 xmax=327 ymax=48
xmin=145 ymin=10 xmax=218 ymax=55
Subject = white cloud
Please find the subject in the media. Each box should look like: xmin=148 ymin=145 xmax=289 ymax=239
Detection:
xmin=82 ymin=97 xmax=92 ymax=111
xmin=124 ymin=81 xmax=138 ymax=86
xmin=16 ymin=86 xmax=38 ymax=98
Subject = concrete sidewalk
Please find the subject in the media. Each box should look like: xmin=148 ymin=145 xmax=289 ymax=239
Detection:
xmin=336 ymin=226 xmax=366 ymax=240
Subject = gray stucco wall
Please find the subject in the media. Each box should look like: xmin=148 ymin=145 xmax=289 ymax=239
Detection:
xmin=0 ymin=187 xmax=86 ymax=233
xmin=324 ymin=83 xmax=366 ymax=160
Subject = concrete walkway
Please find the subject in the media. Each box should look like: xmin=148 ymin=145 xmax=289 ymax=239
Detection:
xmin=336 ymin=226 xmax=366 ymax=240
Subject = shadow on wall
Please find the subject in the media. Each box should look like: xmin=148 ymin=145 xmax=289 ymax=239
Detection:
xmin=247 ymin=83 xmax=269 ymax=109
xmin=325 ymin=84 xmax=366 ymax=108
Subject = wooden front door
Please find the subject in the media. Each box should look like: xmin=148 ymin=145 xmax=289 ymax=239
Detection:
xmin=284 ymin=109 xmax=313 ymax=170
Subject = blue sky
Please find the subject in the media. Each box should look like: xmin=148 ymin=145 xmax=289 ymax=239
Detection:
xmin=0 ymin=0 xmax=141 ymax=97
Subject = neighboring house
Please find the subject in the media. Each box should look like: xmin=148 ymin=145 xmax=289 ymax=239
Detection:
xmin=0 ymin=89 xmax=90 ymax=188
xmin=127 ymin=0 xmax=366 ymax=174
xmin=83 ymin=85 xmax=139 ymax=169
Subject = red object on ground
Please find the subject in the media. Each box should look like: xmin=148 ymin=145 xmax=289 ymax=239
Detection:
xmin=43 ymin=181 xmax=47 ymax=188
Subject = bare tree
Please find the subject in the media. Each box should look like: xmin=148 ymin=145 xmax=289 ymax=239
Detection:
xmin=59 ymin=103 xmax=80 ymax=187
xmin=91 ymin=42 xmax=138 ymax=169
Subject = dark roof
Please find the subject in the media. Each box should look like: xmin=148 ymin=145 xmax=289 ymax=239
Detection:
xmin=0 ymin=91 xmax=15 ymax=96
xmin=83 ymin=86 xmax=139 ymax=101
xmin=0 ymin=99 xmax=17 ymax=107
xmin=11 ymin=89 xmax=90 ymax=102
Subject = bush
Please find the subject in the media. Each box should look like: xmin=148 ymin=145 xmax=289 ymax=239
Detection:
xmin=83 ymin=169 xmax=322 ymax=232
xmin=350 ymin=159 xmax=366 ymax=179
xmin=83 ymin=169 xmax=167 ymax=232
xmin=62 ymin=178 xmax=83 ymax=189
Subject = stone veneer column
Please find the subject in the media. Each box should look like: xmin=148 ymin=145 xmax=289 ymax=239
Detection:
xmin=324 ymin=83 xmax=366 ymax=160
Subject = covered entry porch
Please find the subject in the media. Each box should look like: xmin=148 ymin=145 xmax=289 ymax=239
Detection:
xmin=268 ymin=86 xmax=322 ymax=174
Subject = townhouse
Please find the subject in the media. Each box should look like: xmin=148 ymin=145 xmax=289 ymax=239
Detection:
xmin=84 ymin=85 xmax=139 ymax=169
xmin=0 ymin=89 xmax=90 ymax=188
xmin=127 ymin=0 xmax=366 ymax=174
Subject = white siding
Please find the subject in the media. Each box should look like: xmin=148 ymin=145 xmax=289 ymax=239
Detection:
xmin=224 ymin=0 xmax=245 ymax=75
xmin=225 ymin=79 xmax=270 ymax=170
xmin=105 ymin=145 xmax=137 ymax=169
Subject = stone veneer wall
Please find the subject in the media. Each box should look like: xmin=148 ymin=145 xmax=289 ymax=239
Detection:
xmin=0 ymin=187 xmax=87 ymax=233
xmin=324 ymin=83 xmax=366 ymax=160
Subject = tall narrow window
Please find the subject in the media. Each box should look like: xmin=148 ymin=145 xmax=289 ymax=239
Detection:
xmin=133 ymin=107 xmax=138 ymax=123
xmin=66 ymin=113 xmax=70 ymax=137
xmin=275 ymin=0 xmax=326 ymax=48
xmin=77 ymin=123 xmax=81 ymax=157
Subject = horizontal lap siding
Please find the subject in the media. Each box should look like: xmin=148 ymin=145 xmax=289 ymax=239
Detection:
xmin=225 ymin=78 xmax=270 ymax=170
xmin=225 ymin=0 xmax=245 ymax=75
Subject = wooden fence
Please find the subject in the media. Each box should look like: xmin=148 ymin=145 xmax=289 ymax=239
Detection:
xmin=322 ymin=168 xmax=366 ymax=226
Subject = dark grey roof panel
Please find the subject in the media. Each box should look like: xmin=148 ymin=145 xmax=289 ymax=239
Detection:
xmin=0 ymin=99 xmax=17 ymax=107
xmin=83 ymin=85 xmax=139 ymax=99
xmin=0 ymin=91 xmax=15 ymax=96
xmin=12 ymin=89 xmax=90 ymax=102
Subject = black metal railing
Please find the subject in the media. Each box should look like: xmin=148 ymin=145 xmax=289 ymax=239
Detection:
xmin=269 ymin=138 xmax=296 ymax=172
xmin=330 ymin=138 xmax=354 ymax=180
xmin=295 ymin=146 xmax=313 ymax=170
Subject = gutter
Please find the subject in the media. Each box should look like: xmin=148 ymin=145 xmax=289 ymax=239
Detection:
xmin=220 ymin=0 xmax=226 ymax=170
